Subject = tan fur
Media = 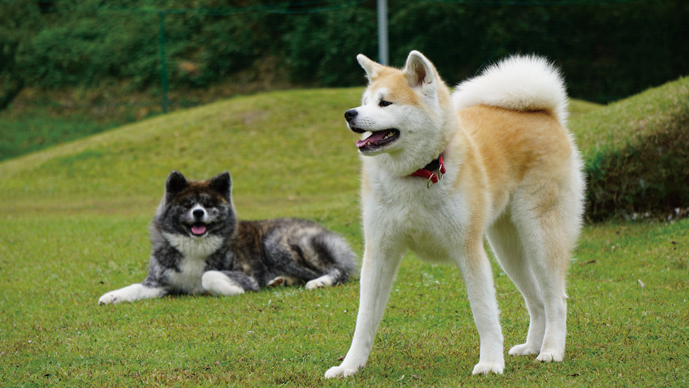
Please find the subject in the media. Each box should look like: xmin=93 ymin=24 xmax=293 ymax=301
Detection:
xmin=446 ymin=105 xmax=576 ymax=271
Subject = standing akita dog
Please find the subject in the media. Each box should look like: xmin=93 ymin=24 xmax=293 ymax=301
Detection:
xmin=99 ymin=171 xmax=357 ymax=305
xmin=325 ymin=52 xmax=585 ymax=377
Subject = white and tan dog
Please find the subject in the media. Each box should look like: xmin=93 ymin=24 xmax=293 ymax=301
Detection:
xmin=325 ymin=51 xmax=585 ymax=378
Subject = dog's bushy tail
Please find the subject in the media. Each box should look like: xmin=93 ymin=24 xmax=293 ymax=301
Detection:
xmin=312 ymin=232 xmax=358 ymax=277
xmin=452 ymin=55 xmax=569 ymax=127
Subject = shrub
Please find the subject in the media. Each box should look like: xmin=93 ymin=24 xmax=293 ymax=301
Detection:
xmin=574 ymin=77 xmax=689 ymax=221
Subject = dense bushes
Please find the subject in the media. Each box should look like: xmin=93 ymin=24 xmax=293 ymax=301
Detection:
xmin=1 ymin=0 xmax=688 ymax=109
xmin=587 ymin=119 xmax=689 ymax=221
xmin=575 ymin=77 xmax=689 ymax=221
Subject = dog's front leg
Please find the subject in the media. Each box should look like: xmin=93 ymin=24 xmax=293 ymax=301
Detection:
xmin=457 ymin=243 xmax=505 ymax=375
xmin=98 ymin=283 xmax=167 ymax=305
xmin=325 ymin=243 xmax=403 ymax=378
xmin=202 ymin=270 xmax=259 ymax=295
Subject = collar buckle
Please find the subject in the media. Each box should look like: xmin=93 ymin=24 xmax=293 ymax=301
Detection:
xmin=410 ymin=154 xmax=446 ymax=189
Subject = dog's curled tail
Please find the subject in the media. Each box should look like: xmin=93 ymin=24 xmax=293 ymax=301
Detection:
xmin=452 ymin=55 xmax=569 ymax=127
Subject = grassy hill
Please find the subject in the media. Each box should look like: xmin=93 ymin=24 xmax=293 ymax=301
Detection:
xmin=0 ymin=88 xmax=364 ymax=221
xmin=0 ymin=89 xmax=599 ymax=219
xmin=0 ymin=85 xmax=687 ymax=386
xmin=570 ymin=77 xmax=689 ymax=221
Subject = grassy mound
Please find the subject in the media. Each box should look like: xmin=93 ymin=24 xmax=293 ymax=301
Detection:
xmin=0 ymin=88 xmax=596 ymax=220
xmin=569 ymin=77 xmax=689 ymax=221
xmin=0 ymin=88 xmax=364 ymax=222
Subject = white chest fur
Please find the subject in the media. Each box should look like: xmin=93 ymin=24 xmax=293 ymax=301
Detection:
xmin=162 ymin=232 xmax=224 ymax=294
xmin=363 ymin=169 xmax=471 ymax=264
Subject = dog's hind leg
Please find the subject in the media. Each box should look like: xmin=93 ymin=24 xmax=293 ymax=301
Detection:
xmin=305 ymin=267 xmax=350 ymax=290
xmin=521 ymin=227 xmax=569 ymax=362
xmin=325 ymin=242 xmax=404 ymax=378
xmin=487 ymin=212 xmax=545 ymax=357
xmin=511 ymin=193 xmax=579 ymax=363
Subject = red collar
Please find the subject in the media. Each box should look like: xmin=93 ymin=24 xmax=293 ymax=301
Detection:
xmin=409 ymin=154 xmax=446 ymax=188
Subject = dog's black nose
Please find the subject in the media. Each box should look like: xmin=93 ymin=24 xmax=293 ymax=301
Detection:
xmin=193 ymin=209 xmax=205 ymax=219
xmin=344 ymin=109 xmax=358 ymax=122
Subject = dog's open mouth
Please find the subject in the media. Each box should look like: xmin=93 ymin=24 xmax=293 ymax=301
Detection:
xmin=355 ymin=129 xmax=400 ymax=153
xmin=189 ymin=223 xmax=208 ymax=237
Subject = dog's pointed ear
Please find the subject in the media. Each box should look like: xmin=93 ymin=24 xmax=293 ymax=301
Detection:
xmin=403 ymin=51 xmax=437 ymax=92
xmin=165 ymin=170 xmax=188 ymax=203
xmin=357 ymin=54 xmax=384 ymax=82
xmin=209 ymin=171 xmax=232 ymax=202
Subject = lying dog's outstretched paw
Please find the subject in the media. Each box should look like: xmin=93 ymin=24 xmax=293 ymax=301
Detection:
xmin=98 ymin=293 xmax=118 ymax=305
xmin=471 ymin=361 xmax=505 ymax=375
xmin=98 ymin=291 xmax=128 ymax=305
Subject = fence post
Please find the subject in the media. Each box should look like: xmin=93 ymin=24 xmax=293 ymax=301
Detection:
xmin=158 ymin=11 xmax=169 ymax=114
xmin=377 ymin=0 xmax=388 ymax=66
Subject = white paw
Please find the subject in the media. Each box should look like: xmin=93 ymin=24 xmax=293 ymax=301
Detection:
xmin=536 ymin=350 xmax=564 ymax=363
xmin=98 ymin=284 xmax=165 ymax=305
xmin=471 ymin=360 xmax=505 ymax=375
xmin=98 ymin=290 xmax=129 ymax=305
xmin=305 ymin=279 xmax=325 ymax=290
xmin=201 ymin=272 xmax=245 ymax=296
xmin=207 ymin=283 xmax=244 ymax=296
xmin=305 ymin=275 xmax=334 ymax=290
xmin=509 ymin=343 xmax=540 ymax=357
xmin=98 ymin=292 xmax=119 ymax=305
xmin=324 ymin=365 xmax=360 ymax=378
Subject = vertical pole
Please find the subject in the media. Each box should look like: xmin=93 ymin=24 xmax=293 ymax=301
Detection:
xmin=377 ymin=0 xmax=389 ymax=66
xmin=158 ymin=11 xmax=169 ymax=114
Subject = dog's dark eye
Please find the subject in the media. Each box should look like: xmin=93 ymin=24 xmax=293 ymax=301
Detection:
xmin=379 ymin=100 xmax=392 ymax=107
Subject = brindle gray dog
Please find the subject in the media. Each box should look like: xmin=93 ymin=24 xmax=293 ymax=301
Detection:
xmin=99 ymin=171 xmax=357 ymax=304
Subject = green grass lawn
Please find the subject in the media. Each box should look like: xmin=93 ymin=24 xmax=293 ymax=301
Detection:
xmin=0 ymin=87 xmax=687 ymax=387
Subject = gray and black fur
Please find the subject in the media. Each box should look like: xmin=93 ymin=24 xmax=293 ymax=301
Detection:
xmin=98 ymin=171 xmax=357 ymax=305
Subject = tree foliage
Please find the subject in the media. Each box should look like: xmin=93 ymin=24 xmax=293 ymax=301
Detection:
xmin=0 ymin=0 xmax=687 ymax=109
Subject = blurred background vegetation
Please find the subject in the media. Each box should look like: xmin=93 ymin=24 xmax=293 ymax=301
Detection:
xmin=1 ymin=0 xmax=687 ymax=111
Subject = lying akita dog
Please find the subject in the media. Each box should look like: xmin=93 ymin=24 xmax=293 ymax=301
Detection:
xmin=325 ymin=52 xmax=585 ymax=377
xmin=98 ymin=171 xmax=357 ymax=305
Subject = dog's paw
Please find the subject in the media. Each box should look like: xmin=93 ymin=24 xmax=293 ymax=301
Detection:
xmin=305 ymin=275 xmax=334 ymax=290
xmin=98 ymin=292 xmax=124 ymax=305
xmin=305 ymin=279 xmax=326 ymax=290
xmin=267 ymin=277 xmax=285 ymax=287
xmin=536 ymin=349 xmax=564 ymax=363
xmin=201 ymin=272 xmax=245 ymax=296
xmin=267 ymin=276 xmax=299 ymax=287
xmin=471 ymin=360 xmax=505 ymax=375
xmin=207 ymin=283 xmax=244 ymax=296
xmin=324 ymin=365 xmax=360 ymax=379
xmin=508 ymin=343 xmax=540 ymax=357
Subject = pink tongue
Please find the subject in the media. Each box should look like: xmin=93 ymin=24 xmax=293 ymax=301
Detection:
xmin=191 ymin=225 xmax=207 ymax=235
xmin=356 ymin=131 xmax=389 ymax=148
